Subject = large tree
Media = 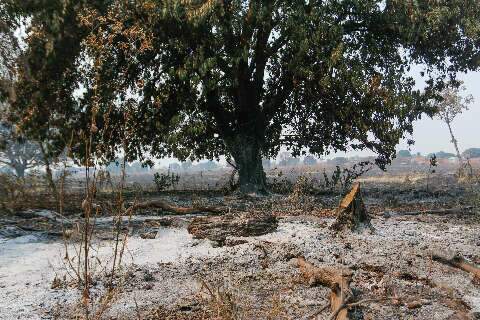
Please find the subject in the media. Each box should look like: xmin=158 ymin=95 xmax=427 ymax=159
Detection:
xmin=9 ymin=0 xmax=480 ymax=193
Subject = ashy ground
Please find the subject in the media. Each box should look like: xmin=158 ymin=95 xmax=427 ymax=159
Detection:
xmin=0 ymin=176 xmax=479 ymax=320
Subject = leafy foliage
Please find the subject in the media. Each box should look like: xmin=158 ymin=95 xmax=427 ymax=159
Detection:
xmin=6 ymin=0 xmax=480 ymax=191
xmin=153 ymin=171 xmax=180 ymax=191
xmin=431 ymin=81 xmax=474 ymax=162
xmin=433 ymin=82 xmax=474 ymax=124
xmin=322 ymin=161 xmax=373 ymax=192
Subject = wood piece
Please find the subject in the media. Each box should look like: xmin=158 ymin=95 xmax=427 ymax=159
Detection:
xmin=381 ymin=206 xmax=474 ymax=218
xmin=187 ymin=213 xmax=278 ymax=243
xmin=296 ymin=257 xmax=353 ymax=320
xmin=139 ymin=230 xmax=158 ymax=239
xmin=432 ymin=253 xmax=480 ymax=279
xmin=129 ymin=199 xmax=226 ymax=215
xmin=330 ymin=182 xmax=373 ymax=232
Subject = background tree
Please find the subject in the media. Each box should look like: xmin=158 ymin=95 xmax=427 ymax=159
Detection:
xmin=262 ymin=158 xmax=272 ymax=170
xmin=303 ymin=155 xmax=317 ymax=166
xmin=0 ymin=4 xmax=43 ymax=178
xmin=168 ymin=162 xmax=181 ymax=172
xmin=427 ymin=151 xmax=456 ymax=159
xmin=462 ymin=148 xmax=480 ymax=159
xmin=396 ymin=150 xmax=412 ymax=158
xmin=181 ymin=160 xmax=193 ymax=171
xmin=0 ymin=122 xmax=43 ymax=178
xmin=9 ymin=0 xmax=480 ymax=194
xmin=0 ymin=1 xmax=19 ymax=101
xmin=433 ymin=83 xmax=474 ymax=164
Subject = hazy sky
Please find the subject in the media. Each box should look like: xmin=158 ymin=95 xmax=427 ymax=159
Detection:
xmin=400 ymin=71 xmax=480 ymax=155
xmin=330 ymin=70 xmax=480 ymax=159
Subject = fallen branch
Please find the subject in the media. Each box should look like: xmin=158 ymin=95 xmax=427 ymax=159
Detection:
xmin=381 ymin=206 xmax=474 ymax=217
xmin=432 ymin=253 xmax=480 ymax=279
xmin=296 ymin=257 xmax=353 ymax=320
xmin=128 ymin=199 xmax=227 ymax=215
xmin=188 ymin=213 xmax=278 ymax=243
xmin=345 ymin=297 xmax=399 ymax=308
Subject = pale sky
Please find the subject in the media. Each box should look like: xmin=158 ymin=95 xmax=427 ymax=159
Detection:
xmin=330 ymin=70 xmax=480 ymax=159
xmin=400 ymin=71 xmax=480 ymax=155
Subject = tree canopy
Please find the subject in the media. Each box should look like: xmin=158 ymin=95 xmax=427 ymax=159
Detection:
xmin=5 ymin=0 xmax=480 ymax=193
xmin=432 ymin=82 xmax=474 ymax=162
xmin=396 ymin=150 xmax=412 ymax=158
xmin=428 ymin=151 xmax=456 ymax=159
xmin=0 ymin=122 xmax=43 ymax=178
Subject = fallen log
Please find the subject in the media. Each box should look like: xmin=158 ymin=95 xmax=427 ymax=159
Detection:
xmin=432 ymin=253 xmax=480 ymax=280
xmin=380 ymin=206 xmax=474 ymax=218
xmin=330 ymin=182 xmax=373 ymax=232
xmin=296 ymin=257 xmax=354 ymax=320
xmin=129 ymin=200 xmax=226 ymax=215
xmin=187 ymin=213 xmax=278 ymax=243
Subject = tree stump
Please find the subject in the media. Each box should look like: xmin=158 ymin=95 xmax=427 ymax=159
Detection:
xmin=187 ymin=213 xmax=278 ymax=244
xmin=330 ymin=183 xmax=373 ymax=232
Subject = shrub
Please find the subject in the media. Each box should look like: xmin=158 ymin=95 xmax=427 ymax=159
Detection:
xmin=153 ymin=171 xmax=180 ymax=191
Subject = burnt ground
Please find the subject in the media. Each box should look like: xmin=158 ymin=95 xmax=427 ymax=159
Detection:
xmin=0 ymin=173 xmax=479 ymax=320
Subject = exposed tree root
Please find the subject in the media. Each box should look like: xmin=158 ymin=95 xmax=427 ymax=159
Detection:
xmin=432 ymin=253 xmax=480 ymax=280
xmin=296 ymin=257 xmax=354 ymax=320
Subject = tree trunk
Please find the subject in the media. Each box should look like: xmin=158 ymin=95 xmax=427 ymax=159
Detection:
xmin=446 ymin=120 xmax=463 ymax=164
xmin=39 ymin=144 xmax=58 ymax=204
xmin=14 ymin=163 xmax=26 ymax=179
xmin=44 ymin=158 xmax=59 ymax=203
xmin=229 ymin=135 xmax=267 ymax=195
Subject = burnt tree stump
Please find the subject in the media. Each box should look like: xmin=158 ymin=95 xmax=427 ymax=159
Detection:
xmin=187 ymin=213 xmax=278 ymax=243
xmin=330 ymin=182 xmax=373 ymax=232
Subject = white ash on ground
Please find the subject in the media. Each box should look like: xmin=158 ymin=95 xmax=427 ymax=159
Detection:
xmin=1 ymin=209 xmax=479 ymax=319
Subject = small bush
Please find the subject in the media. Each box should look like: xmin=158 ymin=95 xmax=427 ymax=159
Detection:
xmin=153 ymin=171 xmax=180 ymax=191
xmin=322 ymin=161 xmax=373 ymax=192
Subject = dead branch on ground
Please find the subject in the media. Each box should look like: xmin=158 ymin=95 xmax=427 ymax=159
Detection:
xmin=296 ymin=257 xmax=353 ymax=320
xmin=380 ymin=206 xmax=474 ymax=217
xmin=432 ymin=253 xmax=480 ymax=279
xmin=127 ymin=199 xmax=227 ymax=215
xmin=188 ymin=213 xmax=278 ymax=243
